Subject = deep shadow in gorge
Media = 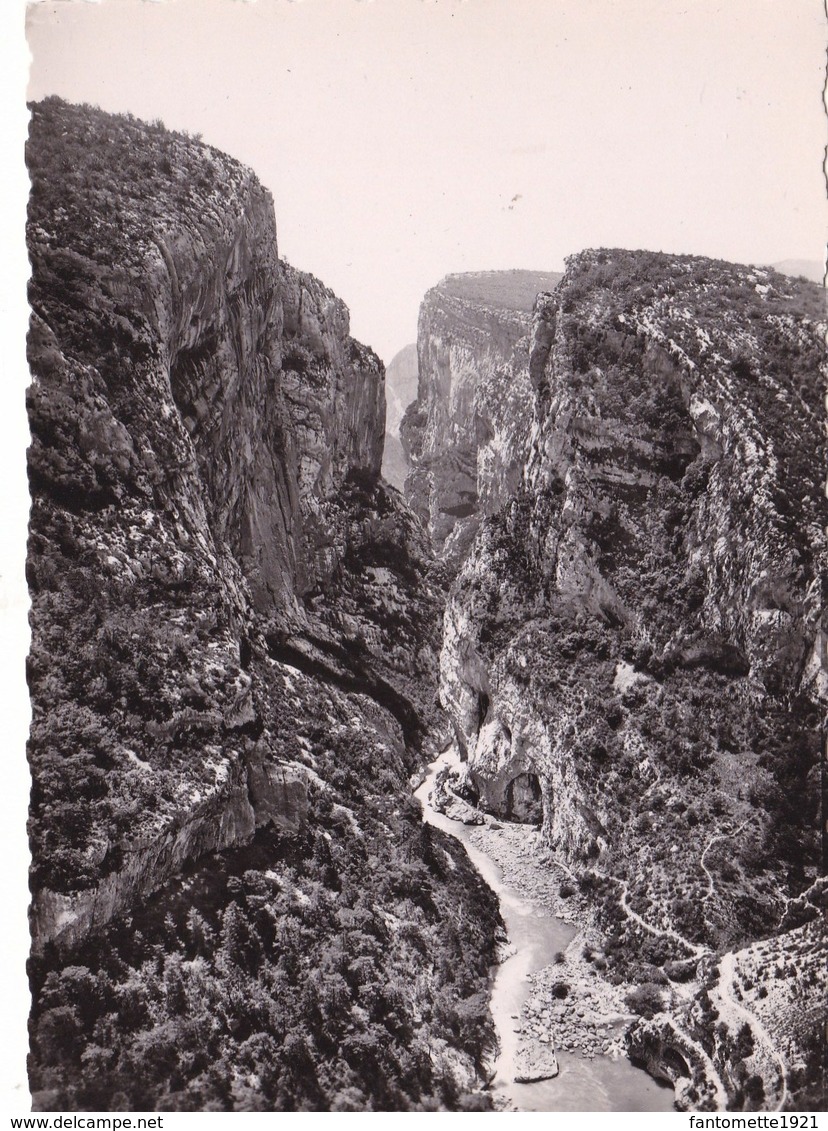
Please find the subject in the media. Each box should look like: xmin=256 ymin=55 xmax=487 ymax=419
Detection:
xmin=24 ymin=98 xmax=828 ymax=1113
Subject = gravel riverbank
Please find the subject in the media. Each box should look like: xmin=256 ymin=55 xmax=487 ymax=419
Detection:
xmin=466 ymin=819 xmax=637 ymax=1065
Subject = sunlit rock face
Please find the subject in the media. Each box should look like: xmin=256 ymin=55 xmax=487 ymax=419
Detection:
xmin=381 ymin=342 xmax=418 ymax=490
xmin=434 ymin=250 xmax=826 ymax=1108
xmin=441 ymin=249 xmax=826 ymax=943
xmin=26 ymin=98 xmax=441 ymax=948
xmin=401 ymin=270 xmax=562 ymax=569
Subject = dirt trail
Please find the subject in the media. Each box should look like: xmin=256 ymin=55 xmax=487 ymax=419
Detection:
xmin=611 ymin=876 xmax=709 ymax=960
xmin=605 ymin=872 xmax=791 ymax=1111
xmin=712 ymin=952 xmax=789 ymax=1112
xmin=700 ymin=821 xmax=749 ymax=911
xmin=422 ymin=756 xmax=789 ymax=1113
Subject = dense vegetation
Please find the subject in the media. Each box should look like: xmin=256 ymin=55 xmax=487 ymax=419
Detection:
xmin=29 ymin=763 xmax=500 ymax=1111
xmin=26 ymin=98 xmax=501 ymax=1112
xmin=27 ymin=96 xmax=252 ymax=277
xmin=442 ymin=247 xmax=825 ymax=1105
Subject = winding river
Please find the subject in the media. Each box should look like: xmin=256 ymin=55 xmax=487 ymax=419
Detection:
xmin=415 ymin=749 xmax=675 ymax=1112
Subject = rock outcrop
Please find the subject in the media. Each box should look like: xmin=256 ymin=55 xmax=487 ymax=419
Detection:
xmin=435 ymin=249 xmax=826 ymax=1105
xmin=442 ymin=248 xmax=825 ymax=902
xmin=400 ymin=270 xmax=561 ymax=568
xmin=25 ymin=98 xmax=436 ymax=947
xmin=627 ymin=914 xmax=827 ymax=1111
xmin=513 ymin=1044 xmax=559 ymax=1084
xmin=29 ymin=757 xmax=311 ymax=953
xmin=381 ymin=342 xmax=418 ymax=490
xmin=26 ymin=98 xmax=826 ymax=1112
xmin=26 ymin=98 xmax=503 ymax=1115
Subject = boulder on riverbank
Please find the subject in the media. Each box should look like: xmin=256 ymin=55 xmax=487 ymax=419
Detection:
xmin=442 ymin=795 xmax=486 ymax=824
xmin=513 ymin=1042 xmax=559 ymax=1083
xmin=431 ymin=767 xmax=485 ymax=824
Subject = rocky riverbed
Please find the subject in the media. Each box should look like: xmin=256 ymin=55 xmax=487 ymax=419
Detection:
xmin=416 ymin=751 xmax=676 ymax=1111
xmin=464 ymin=820 xmax=633 ymax=1064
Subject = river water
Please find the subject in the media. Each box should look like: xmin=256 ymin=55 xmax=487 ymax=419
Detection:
xmin=414 ymin=750 xmax=675 ymax=1112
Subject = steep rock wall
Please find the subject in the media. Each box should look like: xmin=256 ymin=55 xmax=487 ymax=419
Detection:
xmin=25 ymin=98 xmax=431 ymax=950
xmin=381 ymin=342 xmax=418 ymax=490
xmin=433 ymin=250 xmax=827 ymax=1108
xmin=400 ymin=270 xmax=561 ymax=566
xmin=440 ymin=250 xmax=826 ymax=947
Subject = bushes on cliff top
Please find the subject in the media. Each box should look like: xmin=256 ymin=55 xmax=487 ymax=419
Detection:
xmin=28 ymin=97 xmax=251 ymax=276
xmin=624 ymin=983 xmax=666 ymax=1019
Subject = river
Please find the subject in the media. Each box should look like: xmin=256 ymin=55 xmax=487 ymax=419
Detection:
xmin=414 ymin=749 xmax=675 ymax=1112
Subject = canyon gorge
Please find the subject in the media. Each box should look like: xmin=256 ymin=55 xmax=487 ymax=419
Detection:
xmin=25 ymin=99 xmax=826 ymax=1113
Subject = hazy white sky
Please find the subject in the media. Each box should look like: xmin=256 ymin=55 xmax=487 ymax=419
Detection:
xmin=24 ymin=0 xmax=828 ymax=363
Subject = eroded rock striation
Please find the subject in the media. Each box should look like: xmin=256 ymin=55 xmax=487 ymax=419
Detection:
xmin=401 ymin=270 xmax=561 ymax=569
xmin=26 ymin=99 xmax=500 ymax=1112
xmin=433 ymin=249 xmax=826 ymax=1108
xmin=27 ymin=97 xmax=392 ymax=938
xmin=25 ymin=97 xmax=827 ymax=1112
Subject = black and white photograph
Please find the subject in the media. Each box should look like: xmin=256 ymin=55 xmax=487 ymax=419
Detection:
xmin=3 ymin=0 xmax=826 ymax=1116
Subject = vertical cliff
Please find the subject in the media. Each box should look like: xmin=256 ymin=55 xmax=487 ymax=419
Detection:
xmin=25 ymin=96 xmax=826 ymax=1112
xmin=435 ymin=248 xmax=826 ymax=1107
xmin=26 ymin=99 xmax=500 ymax=1112
xmin=381 ymin=342 xmax=418 ymax=490
xmin=400 ymin=270 xmax=561 ymax=568
xmin=442 ymin=249 xmax=825 ymax=911
xmin=26 ymin=96 xmax=394 ymax=932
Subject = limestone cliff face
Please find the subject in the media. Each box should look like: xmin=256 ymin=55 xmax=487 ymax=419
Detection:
xmin=381 ymin=342 xmax=418 ymax=490
xmin=440 ymin=250 xmax=825 ymax=947
xmin=25 ymin=98 xmax=435 ymax=950
xmin=400 ymin=270 xmax=561 ymax=566
xmin=433 ymin=250 xmax=826 ymax=1108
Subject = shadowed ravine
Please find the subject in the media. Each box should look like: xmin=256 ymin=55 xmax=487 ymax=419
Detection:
xmin=415 ymin=750 xmax=676 ymax=1112
xmin=25 ymin=99 xmax=826 ymax=1112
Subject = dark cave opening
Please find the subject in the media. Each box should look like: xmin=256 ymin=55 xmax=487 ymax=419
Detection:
xmin=477 ymin=691 xmax=489 ymax=731
xmin=505 ymin=771 xmax=543 ymax=824
xmin=663 ymin=1047 xmax=692 ymax=1081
